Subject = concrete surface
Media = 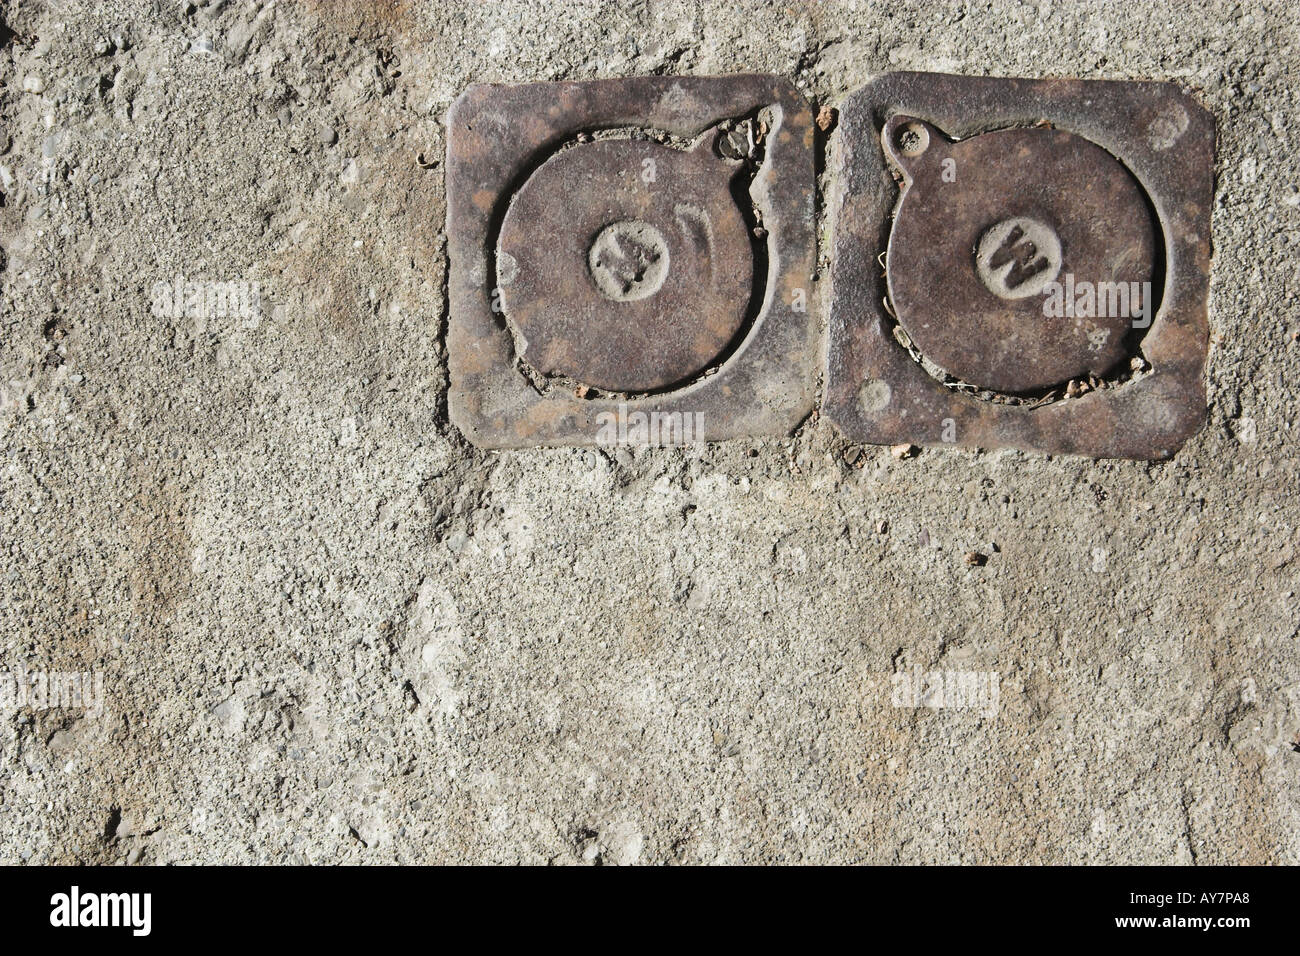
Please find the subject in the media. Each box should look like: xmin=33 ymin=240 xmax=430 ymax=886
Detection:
xmin=0 ymin=0 xmax=1297 ymax=864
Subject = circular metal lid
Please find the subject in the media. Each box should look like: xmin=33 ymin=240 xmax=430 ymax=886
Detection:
xmin=497 ymin=138 xmax=754 ymax=393
xmin=883 ymin=117 xmax=1158 ymax=393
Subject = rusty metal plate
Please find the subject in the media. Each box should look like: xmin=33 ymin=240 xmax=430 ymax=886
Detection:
xmin=447 ymin=75 xmax=817 ymax=449
xmin=825 ymin=72 xmax=1214 ymax=460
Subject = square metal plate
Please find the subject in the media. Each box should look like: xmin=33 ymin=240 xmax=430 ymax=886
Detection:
xmin=446 ymin=74 xmax=818 ymax=449
xmin=824 ymin=72 xmax=1214 ymax=460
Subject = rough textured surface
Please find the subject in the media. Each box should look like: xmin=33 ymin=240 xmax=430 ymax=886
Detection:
xmin=0 ymin=0 xmax=1296 ymax=864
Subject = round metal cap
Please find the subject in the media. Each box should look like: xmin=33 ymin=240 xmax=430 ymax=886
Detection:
xmin=883 ymin=117 xmax=1158 ymax=393
xmin=497 ymin=138 xmax=754 ymax=393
